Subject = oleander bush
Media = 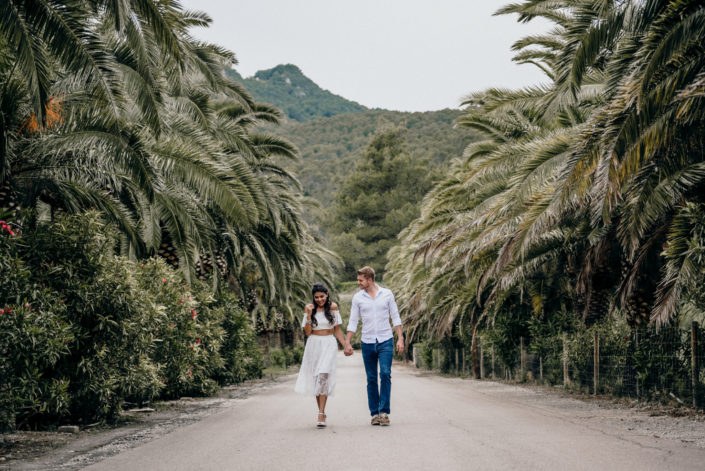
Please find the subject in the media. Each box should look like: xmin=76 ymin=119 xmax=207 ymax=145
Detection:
xmin=0 ymin=213 xmax=264 ymax=431
xmin=216 ymin=291 xmax=263 ymax=385
xmin=135 ymin=260 xmax=224 ymax=399
xmin=0 ymin=236 xmax=74 ymax=430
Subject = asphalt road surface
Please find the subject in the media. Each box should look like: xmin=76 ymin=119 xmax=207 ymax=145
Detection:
xmin=84 ymin=352 xmax=705 ymax=471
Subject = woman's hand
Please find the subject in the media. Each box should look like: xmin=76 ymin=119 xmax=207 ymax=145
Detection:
xmin=303 ymin=304 xmax=314 ymax=335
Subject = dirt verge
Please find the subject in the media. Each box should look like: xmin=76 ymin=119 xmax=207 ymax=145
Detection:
xmin=0 ymin=372 xmax=293 ymax=470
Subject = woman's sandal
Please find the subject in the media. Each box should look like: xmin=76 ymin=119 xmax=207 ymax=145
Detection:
xmin=316 ymin=412 xmax=327 ymax=428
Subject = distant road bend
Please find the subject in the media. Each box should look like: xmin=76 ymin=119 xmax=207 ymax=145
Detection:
xmin=85 ymin=353 xmax=705 ymax=471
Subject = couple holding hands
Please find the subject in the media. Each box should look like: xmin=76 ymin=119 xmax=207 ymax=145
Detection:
xmin=294 ymin=266 xmax=404 ymax=428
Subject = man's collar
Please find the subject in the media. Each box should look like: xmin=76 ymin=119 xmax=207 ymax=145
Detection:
xmin=362 ymin=284 xmax=380 ymax=297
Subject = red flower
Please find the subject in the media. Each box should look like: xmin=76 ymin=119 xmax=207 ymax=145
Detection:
xmin=191 ymin=309 xmax=197 ymax=319
xmin=180 ymin=298 xmax=184 ymax=303
xmin=170 ymin=323 xmax=175 ymax=328
xmin=196 ymin=339 xmax=201 ymax=344
xmin=0 ymin=309 xmax=4 ymax=314
xmin=162 ymin=278 xmax=167 ymax=283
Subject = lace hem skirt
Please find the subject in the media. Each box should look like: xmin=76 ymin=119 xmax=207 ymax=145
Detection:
xmin=294 ymin=335 xmax=338 ymax=396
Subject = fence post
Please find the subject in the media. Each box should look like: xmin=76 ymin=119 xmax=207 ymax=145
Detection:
xmin=491 ymin=346 xmax=496 ymax=379
xmin=455 ymin=349 xmax=460 ymax=375
xmin=480 ymin=340 xmax=485 ymax=379
xmin=594 ymin=331 xmax=600 ymax=395
xmin=635 ymin=329 xmax=640 ymax=398
xmin=692 ymin=322 xmax=699 ymax=408
xmin=461 ymin=348 xmax=466 ymax=374
xmin=520 ymin=337 xmax=526 ymax=380
xmin=539 ymin=355 xmax=543 ymax=382
xmin=563 ymin=333 xmax=569 ymax=386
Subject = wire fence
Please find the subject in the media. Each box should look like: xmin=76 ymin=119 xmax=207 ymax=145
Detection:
xmin=412 ymin=322 xmax=704 ymax=408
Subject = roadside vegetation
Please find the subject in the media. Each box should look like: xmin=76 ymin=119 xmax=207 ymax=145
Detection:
xmin=0 ymin=0 xmax=337 ymax=431
xmin=386 ymin=0 xmax=705 ymax=405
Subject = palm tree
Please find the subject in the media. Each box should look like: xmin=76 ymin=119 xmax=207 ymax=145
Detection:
xmin=1 ymin=1 xmax=340 ymax=313
xmin=387 ymin=0 xmax=705 ymax=377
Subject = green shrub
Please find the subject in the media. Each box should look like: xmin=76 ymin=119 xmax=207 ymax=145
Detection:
xmin=214 ymin=291 xmax=263 ymax=384
xmin=269 ymin=348 xmax=287 ymax=368
xmin=0 ymin=228 xmax=73 ymax=431
xmin=0 ymin=292 xmax=73 ymax=431
xmin=1 ymin=212 xmax=264 ymax=428
xmin=19 ymin=214 xmax=165 ymax=421
xmin=566 ymin=318 xmax=630 ymax=392
xmin=288 ymin=343 xmax=305 ymax=365
xmin=135 ymin=259 xmax=223 ymax=399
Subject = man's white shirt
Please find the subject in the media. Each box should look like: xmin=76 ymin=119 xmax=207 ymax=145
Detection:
xmin=347 ymin=285 xmax=402 ymax=343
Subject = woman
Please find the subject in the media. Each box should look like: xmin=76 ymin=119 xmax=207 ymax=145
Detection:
xmin=294 ymin=283 xmax=345 ymax=428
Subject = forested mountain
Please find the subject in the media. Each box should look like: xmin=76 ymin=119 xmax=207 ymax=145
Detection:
xmin=278 ymin=109 xmax=478 ymax=209
xmin=228 ymin=64 xmax=480 ymax=273
xmin=225 ymin=64 xmax=367 ymax=121
xmin=228 ymin=63 xmax=479 ymax=222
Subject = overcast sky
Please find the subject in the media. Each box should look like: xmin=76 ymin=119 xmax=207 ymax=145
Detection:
xmin=179 ymin=0 xmax=551 ymax=112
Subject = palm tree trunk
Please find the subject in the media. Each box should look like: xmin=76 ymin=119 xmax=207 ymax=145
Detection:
xmin=471 ymin=311 xmax=480 ymax=378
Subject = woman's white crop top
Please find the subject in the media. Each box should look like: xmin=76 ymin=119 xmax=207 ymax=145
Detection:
xmin=302 ymin=310 xmax=342 ymax=330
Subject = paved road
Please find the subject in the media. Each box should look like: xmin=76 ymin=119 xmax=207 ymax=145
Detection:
xmin=84 ymin=352 xmax=705 ymax=471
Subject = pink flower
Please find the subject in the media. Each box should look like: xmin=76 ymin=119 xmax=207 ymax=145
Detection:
xmin=162 ymin=278 xmax=167 ymax=283
xmin=170 ymin=323 xmax=174 ymax=328
xmin=191 ymin=310 xmax=197 ymax=319
xmin=24 ymin=302 xmax=30 ymax=308
xmin=180 ymin=298 xmax=184 ymax=303
xmin=0 ymin=309 xmax=4 ymax=314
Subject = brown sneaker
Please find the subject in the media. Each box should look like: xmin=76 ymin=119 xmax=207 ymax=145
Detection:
xmin=379 ymin=413 xmax=390 ymax=426
xmin=371 ymin=414 xmax=381 ymax=425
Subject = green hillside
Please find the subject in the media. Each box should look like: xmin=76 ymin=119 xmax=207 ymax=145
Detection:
xmin=225 ymin=64 xmax=367 ymax=121
xmin=277 ymin=109 xmax=480 ymax=210
xmin=228 ymin=64 xmax=481 ymax=243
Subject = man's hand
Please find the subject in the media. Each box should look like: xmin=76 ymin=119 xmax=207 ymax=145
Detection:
xmin=396 ymin=339 xmax=405 ymax=354
xmin=344 ymin=343 xmax=354 ymax=356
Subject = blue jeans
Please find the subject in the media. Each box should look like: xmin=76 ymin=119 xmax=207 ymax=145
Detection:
xmin=361 ymin=338 xmax=393 ymax=416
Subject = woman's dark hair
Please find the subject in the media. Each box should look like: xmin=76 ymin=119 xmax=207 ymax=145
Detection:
xmin=311 ymin=283 xmax=335 ymax=327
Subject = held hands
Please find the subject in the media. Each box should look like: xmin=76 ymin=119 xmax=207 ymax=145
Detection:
xmin=343 ymin=343 xmax=354 ymax=356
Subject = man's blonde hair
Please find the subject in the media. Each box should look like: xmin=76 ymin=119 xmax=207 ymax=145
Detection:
xmin=357 ymin=266 xmax=375 ymax=281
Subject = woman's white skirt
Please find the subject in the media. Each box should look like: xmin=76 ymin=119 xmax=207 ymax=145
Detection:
xmin=295 ymin=335 xmax=338 ymax=396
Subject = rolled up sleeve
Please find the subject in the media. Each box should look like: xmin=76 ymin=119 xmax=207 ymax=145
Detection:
xmin=347 ymin=296 xmax=360 ymax=333
xmin=389 ymin=292 xmax=402 ymax=327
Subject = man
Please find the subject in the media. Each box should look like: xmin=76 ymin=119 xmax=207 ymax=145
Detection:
xmin=344 ymin=266 xmax=404 ymax=426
